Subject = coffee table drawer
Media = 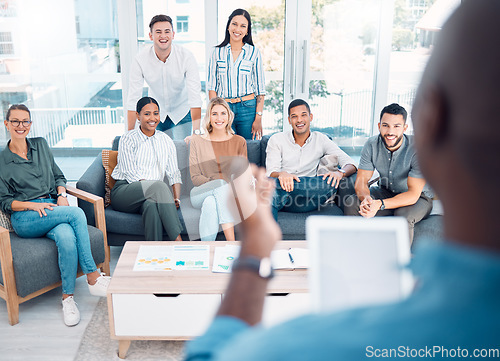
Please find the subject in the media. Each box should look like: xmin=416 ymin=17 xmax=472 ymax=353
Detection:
xmin=112 ymin=293 xmax=221 ymax=337
xmin=263 ymin=293 xmax=311 ymax=327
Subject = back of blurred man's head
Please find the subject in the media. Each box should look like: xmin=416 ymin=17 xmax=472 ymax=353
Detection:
xmin=413 ymin=0 xmax=500 ymax=200
xmin=412 ymin=0 xmax=500 ymax=249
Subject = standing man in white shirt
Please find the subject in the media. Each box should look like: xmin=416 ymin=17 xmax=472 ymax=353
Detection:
xmin=127 ymin=15 xmax=202 ymax=141
xmin=265 ymin=99 xmax=357 ymax=220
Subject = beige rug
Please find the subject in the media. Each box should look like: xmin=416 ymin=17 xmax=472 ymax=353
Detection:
xmin=75 ymin=298 xmax=185 ymax=360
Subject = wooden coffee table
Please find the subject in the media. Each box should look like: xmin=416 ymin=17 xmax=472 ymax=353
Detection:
xmin=107 ymin=241 xmax=310 ymax=359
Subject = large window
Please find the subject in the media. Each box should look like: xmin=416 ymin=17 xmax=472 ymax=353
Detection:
xmin=0 ymin=0 xmax=462 ymax=179
xmin=0 ymin=0 xmax=121 ymax=179
xmin=387 ymin=0 xmax=460 ymax=132
xmin=0 ymin=1 xmax=122 ymax=148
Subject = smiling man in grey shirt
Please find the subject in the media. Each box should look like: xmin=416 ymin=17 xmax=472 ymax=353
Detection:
xmin=344 ymin=103 xmax=433 ymax=243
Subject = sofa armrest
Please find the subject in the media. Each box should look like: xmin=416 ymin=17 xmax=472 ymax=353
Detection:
xmin=67 ymin=186 xmax=110 ymax=275
xmin=77 ymin=153 xmax=106 ymax=198
xmin=76 ymin=153 xmax=106 ymax=226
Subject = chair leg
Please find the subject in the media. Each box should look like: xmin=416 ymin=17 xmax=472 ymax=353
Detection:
xmin=6 ymin=297 xmax=19 ymax=326
xmin=0 ymin=228 xmax=20 ymax=325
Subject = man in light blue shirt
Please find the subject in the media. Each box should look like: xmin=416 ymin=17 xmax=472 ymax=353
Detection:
xmin=184 ymin=1 xmax=500 ymax=360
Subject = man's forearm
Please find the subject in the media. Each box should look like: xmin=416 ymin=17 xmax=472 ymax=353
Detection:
xmin=355 ymin=182 xmax=371 ymax=202
xmin=127 ymin=110 xmax=137 ymax=131
xmin=217 ymin=269 xmax=269 ymax=326
xmin=190 ymin=107 xmax=202 ymax=132
xmin=381 ymin=190 xmax=421 ymax=210
xmin=342 ymin=164 xmax=357 ymax=177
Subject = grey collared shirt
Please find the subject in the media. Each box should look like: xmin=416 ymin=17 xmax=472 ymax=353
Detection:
xmin=359 ymin=134 xmax=433 ymax=197
xmin=265 ymin=131 xmax=355 ymax=177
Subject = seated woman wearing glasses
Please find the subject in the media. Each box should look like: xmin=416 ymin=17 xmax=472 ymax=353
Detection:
xmin=0 ymin=104 xmax=111 ymax=327
xmin=189 ymin=97 xmax=247 ymax=241
xmin=111 ymin=97 xmax=183 ymax=242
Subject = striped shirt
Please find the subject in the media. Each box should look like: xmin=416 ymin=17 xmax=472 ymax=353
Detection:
xmin=111 ymin=129 xmax=182 ymax=185
xmin=207 ymin=43 xmax=266 ymax=99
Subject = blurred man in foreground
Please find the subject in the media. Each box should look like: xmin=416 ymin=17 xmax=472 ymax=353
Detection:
xmin=185 ymin=1 xmax=500 ymax=359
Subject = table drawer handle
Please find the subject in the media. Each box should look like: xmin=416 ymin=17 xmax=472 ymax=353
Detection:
xmin=267 ymin=293 xmax=290 ymax=297
xmin=153 ymin=293 xmax=181 ymax=298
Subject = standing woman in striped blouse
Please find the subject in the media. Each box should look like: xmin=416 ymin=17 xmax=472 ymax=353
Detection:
xmin=207 ymin=8 xmax=266 ymax=140
xmin=111 ymin=97 xmax=183 ymax=241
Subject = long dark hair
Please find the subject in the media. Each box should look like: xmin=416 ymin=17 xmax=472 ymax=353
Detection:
xmin=217 ymin=9 xmax=254 ymax=48
xmin=136 ymin=97 xmax=159 ymax=113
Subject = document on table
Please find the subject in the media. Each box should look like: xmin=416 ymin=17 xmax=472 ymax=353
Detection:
xmin=212 ymin=245 xmax=241 ymax=273
xmin=134 ymin=245 xmax=174 ymax=271
xmin=133 ymin=245 xmax=210 ymax=271
xmin=172 ymin=245 xmax=210 ymax=270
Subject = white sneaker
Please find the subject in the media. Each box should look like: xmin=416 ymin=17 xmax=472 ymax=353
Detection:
xmin=62 ymin=296 xmax=80 ymax=327
xmin=88 ymin=273 xmax=111 ymax=297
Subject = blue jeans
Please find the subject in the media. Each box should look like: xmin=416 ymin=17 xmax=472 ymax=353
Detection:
xmin=271 ymin=176 xmax=337 ymax=221
xmin=157 ymin=111 xmax=192 ymax=140
xmin=190 ymin=179 xmax=234 ymax=241
xmin=229 ymin=98 xmax=256 ymax=140
xmin=10 ymin=199 xmax=97 ymax=295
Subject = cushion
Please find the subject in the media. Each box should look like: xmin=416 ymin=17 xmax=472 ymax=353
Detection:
xmin=317 ymin=154 xmax=340 ymax=174
xmin=102 ymin=150 xmax=118 ymax=207
xmin=0 ymin=210 xmax=13 ymax=232
xmin=0 ymin=226 xmax=104 ymax=298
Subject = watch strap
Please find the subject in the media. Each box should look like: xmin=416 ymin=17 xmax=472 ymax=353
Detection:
xmin=232 ymin=256 xmax=274 ymax=279
xmin=379 ymin=198 xmax=385 ymax=210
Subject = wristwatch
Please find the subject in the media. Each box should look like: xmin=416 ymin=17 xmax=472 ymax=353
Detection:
xmin=57 ymin=192 xmax=67 ymax=198
xmin=256 ymin=111 xmax=263 ymax=116
xmin=232 ymin=256 xmax=274 ymax=279
xmin=338 ymin=168 xmax=346 ymax=175
xmin=379 ymin=199 xmax=385 ymax=211
xmin=193 ymin=129 xmax=202 ymax=135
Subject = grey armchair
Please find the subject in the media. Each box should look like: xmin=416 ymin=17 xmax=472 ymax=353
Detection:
xmin=0 ymin=186 xmax=110 ymax=325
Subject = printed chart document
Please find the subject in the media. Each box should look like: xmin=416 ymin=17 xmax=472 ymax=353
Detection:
xmin=133 ymin=245 xmax=210 ymax=271
xmin=271 ymin=248 xmax=309 ymax=270
xmin=212 ymin=245 xmax=241 ymax=273
xmin=134 ymin=245 xmax=174 ymax=271
xmin=173 ymin=245 xmax=210 ymax=270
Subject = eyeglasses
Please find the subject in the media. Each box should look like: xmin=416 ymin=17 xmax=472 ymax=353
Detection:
xmin=7 ymin=120 xmax=32 ymax=127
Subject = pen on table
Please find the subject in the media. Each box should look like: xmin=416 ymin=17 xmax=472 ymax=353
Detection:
xmin=288 ymin=248 xmax=295 ymax=264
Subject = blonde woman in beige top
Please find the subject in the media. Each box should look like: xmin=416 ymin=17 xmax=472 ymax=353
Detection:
xmin=189 ymin=97 xmax=247 ymax=241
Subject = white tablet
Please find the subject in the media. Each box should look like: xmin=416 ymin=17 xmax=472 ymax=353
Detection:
xmin=306 ymin=216 xmax=414 ymax=313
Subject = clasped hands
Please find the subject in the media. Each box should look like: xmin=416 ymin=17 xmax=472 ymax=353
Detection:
xmin=359 ymin=196 xmax=383 ymax=218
